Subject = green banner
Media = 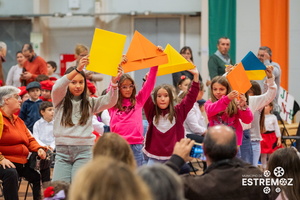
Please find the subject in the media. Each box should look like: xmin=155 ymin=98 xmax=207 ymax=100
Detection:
xmin=209 ymin=0 xmax=236 ymax=63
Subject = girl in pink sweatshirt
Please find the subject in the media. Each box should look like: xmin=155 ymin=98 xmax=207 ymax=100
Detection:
xmin=204 ymin=76 xmax=253 ymax=146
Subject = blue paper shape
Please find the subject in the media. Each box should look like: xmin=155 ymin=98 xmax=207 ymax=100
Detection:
xmin=241 ymin=51 xmax=266 ymax=71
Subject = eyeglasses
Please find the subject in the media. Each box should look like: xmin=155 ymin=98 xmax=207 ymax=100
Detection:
xmin=120 ymin=84 xmax=135 ymax=90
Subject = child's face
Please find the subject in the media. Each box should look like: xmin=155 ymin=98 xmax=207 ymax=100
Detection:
xmin=41 ymin=107 xmax=54 ymax=122
xmin=47 ymin=64 xmax=55 ymax=75
xmin=69 ymin=74 xmax=85 ymax=96
xmin=212 ymin=83 xmax=227 ymax=100
xmin=41 ymin=89 xmax=51 ymax=99
xmin=264 ymin=104 xmax=272 ymax=114
xmin=28 ymin=88 xmax=41 ymax=101
xmin=120 ymin=79 xmax=134 ymax=99
xmin=178 ymin=79 xmax=191 ymax=92
xmin=181 ymin=49 xmax=192 ymax=60
xmin=22 ymin=93 xmax=30 ymax=102
xmin=156 ymin=88 xmax=170 ymax=110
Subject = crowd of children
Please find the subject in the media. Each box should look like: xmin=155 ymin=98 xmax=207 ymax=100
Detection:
xmin=1 ymin=43 xmax=295 ymax=200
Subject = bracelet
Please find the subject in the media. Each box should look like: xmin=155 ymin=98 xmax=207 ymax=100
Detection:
xmin=75 ymin=68 xmax=81 ymax=73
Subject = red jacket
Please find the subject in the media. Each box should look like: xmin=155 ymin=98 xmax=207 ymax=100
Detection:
xmin=0 ymin=108 xmax=44 ymax=164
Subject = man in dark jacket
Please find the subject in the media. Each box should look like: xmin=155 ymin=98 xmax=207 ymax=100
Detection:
xmin=166 ymin=125 xmax=270 ymax=200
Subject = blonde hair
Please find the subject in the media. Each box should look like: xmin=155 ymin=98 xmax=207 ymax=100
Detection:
xmin=93 ymin=132 xmax=136 ymax=169
xmin=74 ymin=44 xmax=88 ymax=56
xmin=69 ymin=156 xmax=152 ymax=200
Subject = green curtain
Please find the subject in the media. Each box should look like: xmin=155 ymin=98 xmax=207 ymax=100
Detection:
xmin=209 ymin=0 xmax=236 ymax=63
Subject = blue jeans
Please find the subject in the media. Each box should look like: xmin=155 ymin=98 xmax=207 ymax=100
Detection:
xmin=240 ymin=129 xmax=253 ymax=164
xmin=251 ymin=141 xmax=261 ymax=167
xmin=52 ymin=145 xmax=92 ymax=183
xmin=130 ymin=144 xmax=144 ymax=167
xmin=147 ymin=157 xmax=166 ymax=165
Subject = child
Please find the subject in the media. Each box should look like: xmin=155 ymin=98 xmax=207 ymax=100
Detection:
xmin=143 ymin=67 xmax=199 ymax=164
xmin=260 ymin=102 xmax=282 ymax=171
xmin=176 ymin=75 xmax=191 ymax=95
xmin=19 ymin=81 xmax=43 ymax=133
xmin=40 ymin=80 xmax=54 ymax=102
xmin=51 ymin=56 xmax=122 ymax=183
xmin=204 ymin=76 xmax=253 ymax=147
xmin=33 ymin=101 xmax=55 ymax=150
xmin=108 ymin=64 xmax=158 ymax=166
xmin=47 ymin=61 xmax=61 ymax=79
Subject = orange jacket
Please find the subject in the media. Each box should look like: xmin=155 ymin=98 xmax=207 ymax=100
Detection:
xmin=0 ymin=108 xmax=45 ymax=164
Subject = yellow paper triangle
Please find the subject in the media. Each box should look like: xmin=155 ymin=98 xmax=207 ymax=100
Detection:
xmin=157 ymin=44 xmax=195 ymax=76
xmin=86 ymin=28 xmax=126 ymax=76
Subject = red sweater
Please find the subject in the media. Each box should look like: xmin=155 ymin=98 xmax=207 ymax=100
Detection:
xmin=24 ymin=55 xmax=48 ymax=84
xmin=0 ymin=109 xmax=44 ymax=164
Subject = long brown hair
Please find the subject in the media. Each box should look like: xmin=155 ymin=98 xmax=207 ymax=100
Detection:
xmin=153 ymin=84 xmax=176 ymax=124
xmin=249 ymin=80 xmax=265 ymax=133
xmin=268 ymin=148 xmax=300 ymax=200
xmin=60 ymin=67 xmax=90 ymax=126
xmin=93 ymin=132 xmax=136 ymax=169
xmin=210 ymin=76 xmax=237 ymax=117
xmin=115 ymin=74 xmax=137 ymax=111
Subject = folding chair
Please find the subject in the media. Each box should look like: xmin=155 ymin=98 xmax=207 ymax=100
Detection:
xmin=18 ymin=177 xmax=34 ymax=200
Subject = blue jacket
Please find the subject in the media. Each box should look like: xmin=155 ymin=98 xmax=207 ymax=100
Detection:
xmin=19 ymin=99 xmax=42 ymax=133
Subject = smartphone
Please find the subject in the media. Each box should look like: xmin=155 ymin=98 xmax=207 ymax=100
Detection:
xmin=190 ymin=142 xmax=203 ymax=158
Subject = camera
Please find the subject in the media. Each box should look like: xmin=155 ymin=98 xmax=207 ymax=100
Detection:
xmin=190 ymin=142 xmax=203 ymax=158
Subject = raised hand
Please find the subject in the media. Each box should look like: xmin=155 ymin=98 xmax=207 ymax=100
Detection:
xmin=228 ymin=90 xmax=239 ymax=100
xmin=265 ymin=65 xmax=274 ymax=79
xmin=111 ymin=65 xmax=124 ymax=84
xmin=78 ymin=55 xmax=89 ymax=71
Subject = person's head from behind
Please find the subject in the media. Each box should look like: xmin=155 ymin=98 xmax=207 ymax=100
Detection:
xmin=179 ymin=46 xmax=193 ymax=62
xmin=39 ymin=101 xmax=54 ymax=122
xmin=69 ymin=156 xmax=152 ymax=200
xmin=93 ymin=132 xmax=136 ymax=169
xmin=217 ymin=37 xmax=230 ymax=55
xmin=22 ymin=43 xmax=34 ymax=60
xmin=177 ymin=75 xmax=191 ymax=93
xmin=36 ymin=74 xmax=50 ymax=82
xmin=44 ymin=181 xmax=70 ymax=200
xmin=203 ymin=125 xmax=237 ymax=165
xmin=0 ymin=86 xmax=21 ymax=113
xmin=61 ymin=67 xmax=89 ymax=126
xmin=47 ymin=61 xmax=57 ymax=76
xmin=257 ymin=46 xmax=272 ymax=63
xmin=268 ymin=148 xmax=300 ymax=199
xmin=16 ymin=51 xmax=25 ymax=66
xmin=137 ymin=164 xmax=185 ymax=200
xmin=40 ymin=80 xmax=54 ymax=100
xmin=26 ymin=81 xmax=41 ymax=101
xmin=74 ymin=44 xmax=88 ymax=63
xmin=247 ymin=80 xmax=262 ymax=96
xmin=115 ymin=74 xmax=137 ymax=111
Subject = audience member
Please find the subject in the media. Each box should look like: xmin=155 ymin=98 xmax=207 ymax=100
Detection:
xmin=268 ymin=147 xmax=300 ymax=200
xmin=137 ymin=164 xmax=185 ymax=200
xmin=6 ymin=51 xmax=26 ymax=87
xmin=208 ymin=37 xmax=232 ymax=80
xmin=0 ymin=86 xmax=47 ymax=200
xmin=166 ymin=125 xmax=269 ymax=200
xmin=69 ymin=156 xmax=153 ymax=200
xmin=19 ymin=81 xmax=42 ymax=133
xmin=21 ymin=43 xmax=48 ymax=85
xmin=0 ymin=41 xmax=7 ymax=85
xmin=176 ymin=75 xmax=191 ymax=95
xmin=172 ymin=46 xmax=202 ymax=86
xmin=51 ymin=57 xmax=122 ymax=183
xmin=47 ymin=61 xmax=61 ymax=79
xmin=40 ymin=80 xmax=54 ymax=102
xmin=36 ymin=74 xmax=50 ymax=82
xmin=93 ymin=132 xmax=136 ymax=169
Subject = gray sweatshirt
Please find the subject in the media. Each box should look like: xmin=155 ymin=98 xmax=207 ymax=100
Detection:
xmin=52 ymin=75 xmax=118 ymax=145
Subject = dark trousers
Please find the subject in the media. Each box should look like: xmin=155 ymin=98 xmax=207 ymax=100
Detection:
xmin=0 ymin=162 xmax=41 ymax=200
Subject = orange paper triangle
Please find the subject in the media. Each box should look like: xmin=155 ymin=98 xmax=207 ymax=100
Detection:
xmin=157 ymin=44 xmax=195 ymax=76
xmin=122 ymin=31 xmax=168 ymax=73
xmin=226 ymin=63 xmax=252 ymax=94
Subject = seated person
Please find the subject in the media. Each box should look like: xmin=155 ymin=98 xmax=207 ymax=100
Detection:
xmin=0 ymin=86 xmax=47 ymax=200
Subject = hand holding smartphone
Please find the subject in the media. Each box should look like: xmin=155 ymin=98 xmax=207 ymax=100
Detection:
xmin=189 ymin=142 xmax=203 ymax=158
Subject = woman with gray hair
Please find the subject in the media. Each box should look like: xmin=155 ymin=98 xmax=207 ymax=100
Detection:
xmin=0 ymin=86 xmax=47 ymax=200
xmin=137 ymin=163 xmax=186 ymax=200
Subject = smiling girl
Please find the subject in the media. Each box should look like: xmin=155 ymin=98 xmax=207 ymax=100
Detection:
xmin=204 ymin=76 xmax=253 ymax=146
xmin=143 ymin=67 xmax=199 ymax=164
xmin=51 ymin=56 xmax=122 ymax=182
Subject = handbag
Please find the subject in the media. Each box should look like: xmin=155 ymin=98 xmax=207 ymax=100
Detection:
xmin=28 ymin=149 xmax=54 ymax=171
